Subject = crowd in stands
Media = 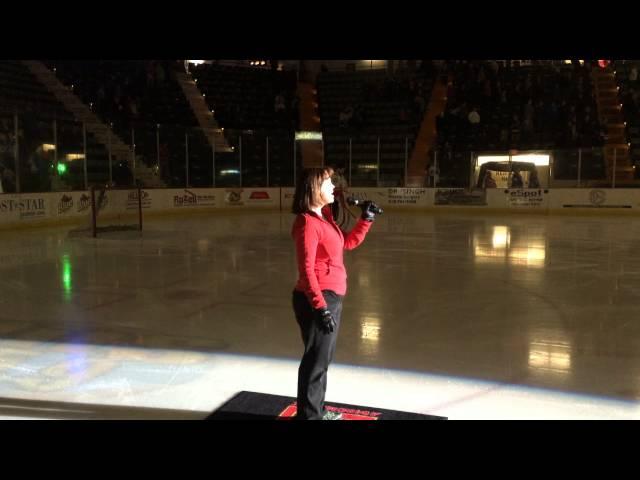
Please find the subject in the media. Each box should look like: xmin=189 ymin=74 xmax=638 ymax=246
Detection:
xmin=436 ymin=61 xmax=606 ymax=151
xmin=0 ymin=117 xmax=16 ymax=192
xmin=616 ymin=61 xmax=640 ymax=170
xmin=192 ymin=63 xmax=298 ymax=130
xmin=49 ymin=60 xmax=196 ymax=129
xmin=328 ymin=61 xmax=435 ymax=134
xmin=6 ymin=59 xmax=640 ymax=191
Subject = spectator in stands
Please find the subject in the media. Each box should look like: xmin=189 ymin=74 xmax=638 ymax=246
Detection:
xmin=442 ymin=142 xmax=453 ymax=164
xmin=568 ymin=117 xmax=578 ymax=146
xmin=159 ymin=143 xmax=170 ymax=181
xmin=633 ymin=91 xmax=640 ymax=110
xmin=468 ymin=107 xmax=481 ymax=125
xmin=482 ymin=78 xmax=492 ymax=105
xmin=156 ymin=62 xmax=166 ymax=86
xmin=510 ymin=170 xmax=524 ymax=188
xmin=0 ymin=162 xmax=7 ymax=194
xmin=399 ymin=107 xmax=409 ymax=123
xmin=0 ymin=133 xmax=10 ymax=163
xmin=435 ymin=111 xmax=446 ymax=137
xmin=598 ymin=121 xmax=608 ymax=144
xmin=274 ymin=93 xmax=286 ymax=113
xmin=420 ymin=60 xmax=436 ymax=77
xmin=115 ymin=98 xmax=126 ymax=125
xmin=0 ymin=118 xmax=9 ymax=134
xmin=511 ymin=113 xmax=521 ymax=143
xmin=352 ymin=104 xmax=364 ymax=130
xmin=147 ymin=61 xmax=156 ymax=87
xmin=523 ymin=99 xmax=534 ymax=134
xmin=408 ymin=78 xmax=417 ymax=98
xmin=339 ymin=106 xmax=354 ymax=129
xmin=630 ymin=66 xmax=638 ymax=84
xmin=477 ymin=66 xmax=486 ymax=85
xmin=451 ymin=102 xmax=466 ymax=118
xmin=414 ymin=91 xmax=426 ymax=117
xmin=0 ymin=163 xmax=15 ymax=193
xmin=499 ymin=127 xmax=509 ymax=146
xmin=427 ymin=160 xmax=440 ymax=187
xmin=338 ymin=110 xmax=348 ymax=129
xmin=483 ymin=170 xmax=497 ymax=188
xmin=97 ymin=85 xmax=106 ymax=109
xmin=129 ymin=98 xmax=139 ymax=120
xmin=534 ymin=99 xmax=545 ymax=133
xmin=468 ymin=107 xmax=480 ymax=138
xmin=291 ymin=94 xmax=300 ymax=113
xmin=548 ymin=100 xmax=559 ymax=128
xmin=446 ymin=81 xmax=456 ymax=103
xmin=528 ymin=169 xmax=540 ymax=188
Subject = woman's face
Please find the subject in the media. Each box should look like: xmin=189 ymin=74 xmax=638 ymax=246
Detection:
xmin=317 ymin=176 xmax=335 ymax=207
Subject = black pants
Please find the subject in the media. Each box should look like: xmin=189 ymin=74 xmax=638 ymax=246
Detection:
xmin=292 ymin=289 xmax=344 ymax=420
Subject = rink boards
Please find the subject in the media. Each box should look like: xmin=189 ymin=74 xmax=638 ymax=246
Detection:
xmin=2 ymin=187 xmax=640 ymax=229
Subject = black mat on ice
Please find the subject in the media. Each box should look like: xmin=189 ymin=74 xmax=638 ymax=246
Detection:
xmin=207 ymin=391 xmax=446 ymax=420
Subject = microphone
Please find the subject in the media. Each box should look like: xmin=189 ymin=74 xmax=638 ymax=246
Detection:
xmin=346 ymin=197 xmax=383 ymax=215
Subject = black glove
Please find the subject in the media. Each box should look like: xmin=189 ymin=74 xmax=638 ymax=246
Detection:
xmin=359 ymin=200 xmax=380 ymax=222
xmin=315 ymin=308 xmax=336 ymax=334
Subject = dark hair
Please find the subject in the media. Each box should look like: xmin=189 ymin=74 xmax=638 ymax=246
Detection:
xmin=291 ymin=167 xmax=334 ymax=214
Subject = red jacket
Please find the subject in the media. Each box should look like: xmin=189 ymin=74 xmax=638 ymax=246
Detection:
xmin=292 ymin=205 xmax=372 ymax=310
